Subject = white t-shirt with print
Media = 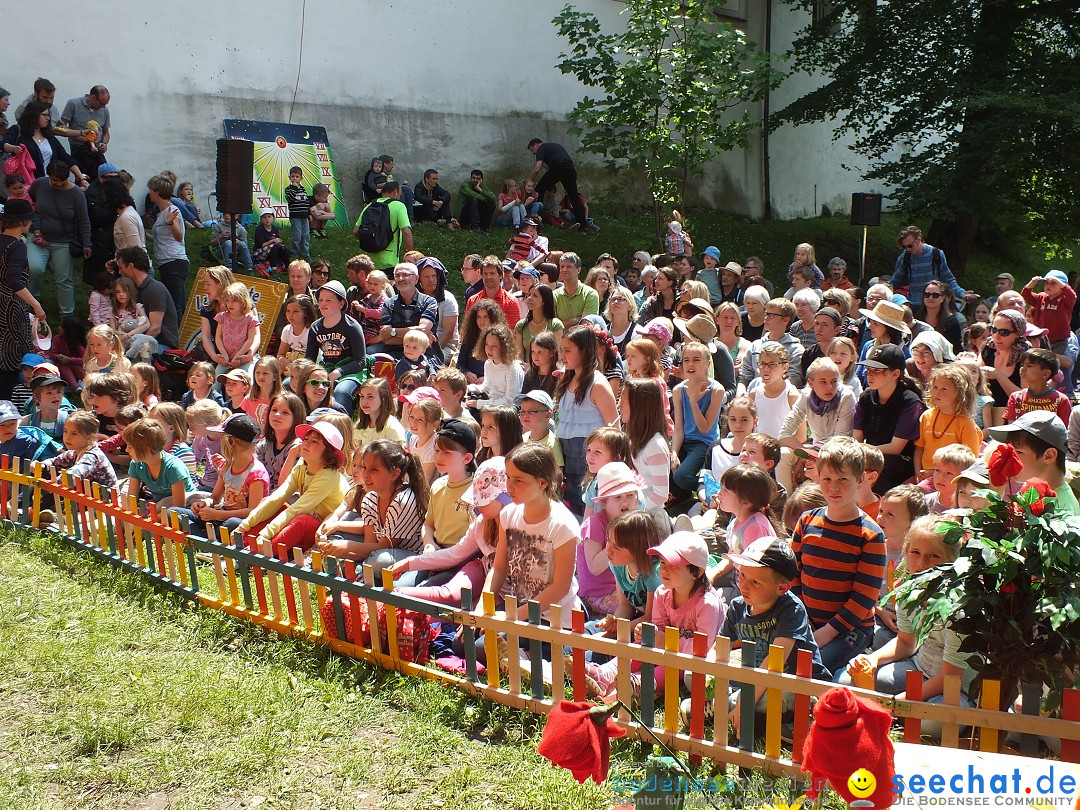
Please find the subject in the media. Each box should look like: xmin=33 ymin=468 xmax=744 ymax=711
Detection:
xmin=498 ymin=500 xmax=580 ymax=626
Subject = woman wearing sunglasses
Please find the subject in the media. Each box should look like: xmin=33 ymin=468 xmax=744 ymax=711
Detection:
xmin=295 ymin=364 xmax=346 ymax=416
xmin=919 ymin=280 xmax=963 ymax=355
xmin=980 ymin=309 xmax=1029 ymax=425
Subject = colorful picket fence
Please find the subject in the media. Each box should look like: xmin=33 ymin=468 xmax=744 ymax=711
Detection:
xmin=3 ymin=454 xmax=1080 ymax=778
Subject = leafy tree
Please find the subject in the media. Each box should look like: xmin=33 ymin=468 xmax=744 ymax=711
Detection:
xmin=553 ymin=1 xmax=782 ymax=238
xmin=775 ymin=1 xmax=1080 ymax=270
xmin=894 ymin=482 xmax=1080 ymax=712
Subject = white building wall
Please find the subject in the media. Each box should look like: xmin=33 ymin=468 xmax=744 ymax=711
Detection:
xmin=765 ymin=1 xmax=899 ymax=219
xmin=5 ymin=0 xmax=629 ymax=216
xmin=5 ymin=0 xmax=891 ymax=222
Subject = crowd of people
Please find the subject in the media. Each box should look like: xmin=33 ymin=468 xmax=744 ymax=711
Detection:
xmin=2 ymin=76 xmax=1077 ymax=736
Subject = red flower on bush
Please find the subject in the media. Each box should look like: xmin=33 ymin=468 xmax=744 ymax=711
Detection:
xmin=1019 ymin=478 xmax=1056 ymax=516
xmin=537 ymin=700 xmax=626 ymax=784
xmin=988 ymin=443 xmax=1024 ymax=487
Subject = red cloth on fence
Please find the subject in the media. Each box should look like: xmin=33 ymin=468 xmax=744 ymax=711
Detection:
xmin=802 ymin=686 xmax=895 ymax=809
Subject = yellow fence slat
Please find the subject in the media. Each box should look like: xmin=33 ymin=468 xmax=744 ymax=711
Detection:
xmin=765 ymin=644 xmax=784 ymax=758
xmin=980 ymin=679 xmax=1001 ymax=753
xmin=381 ymin=569 xmax=399 ymax=664
xmin=483 ymin=591 xmax=498 ymax=690
xmin=664 ymin=626 xmax=679 ymax=734
xmin=362 ymin=564 xmax=383 ymax=659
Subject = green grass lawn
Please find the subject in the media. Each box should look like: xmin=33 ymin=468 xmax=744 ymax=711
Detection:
xmin=46 ymin=207 xmax=1067 ymax=327
xmin=0 ymin=525 xmax=849 ymax=810
xmin=0 ymin=526 xmax=617 ymax=810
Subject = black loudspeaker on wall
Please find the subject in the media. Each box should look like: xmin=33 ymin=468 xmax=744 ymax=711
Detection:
xmin=216 ymin=138 xmax=254 ymax=214
xmin=850 ymin=193 xmax=882 ymax=227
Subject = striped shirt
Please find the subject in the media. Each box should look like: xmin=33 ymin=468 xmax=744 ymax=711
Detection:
xmin=790 ymin=507 xmax=886 ymax=634
xmin=360 ymin=487 xmax=424 ymax=553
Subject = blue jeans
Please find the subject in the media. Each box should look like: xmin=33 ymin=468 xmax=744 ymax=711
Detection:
xmin=220 ymin=239 xmax=252 ymax=269
xmin=290 ymin=217 xmax=310 ymax=259
xmin=400 ymin=184 xmax=416 ymax=223
xmin=27 ymin=241 xmax=76 ymax=317
xmin=332 ymin=375 xmax=361 ymax=412
xmin=170 ymin=507 xmax=244 ymax=539
xmin=496 ymin=204 xmax=527 ymax=228
xmin=673 ymin=440 xmax=709 ymax=495
xmin=819 ymin=624 xmax=875 ymax=676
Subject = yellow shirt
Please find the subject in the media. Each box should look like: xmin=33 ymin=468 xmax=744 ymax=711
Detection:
xmin=427 ymin=474 xmax=473 ymax=548
xmin=914 ymin=408 xmax=981 ymax=471
xmin=356 ymin=415 xmax=406 ymax=449
xmin=239 ymin=462 xmax=349 ymax=540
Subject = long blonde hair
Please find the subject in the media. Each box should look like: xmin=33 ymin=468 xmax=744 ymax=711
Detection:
xmin=84 ymin=324 xmax=131 ymax=374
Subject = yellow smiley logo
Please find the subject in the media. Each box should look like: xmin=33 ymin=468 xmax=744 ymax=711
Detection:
xmin=848 ymin=769 xmax=876 ymax=799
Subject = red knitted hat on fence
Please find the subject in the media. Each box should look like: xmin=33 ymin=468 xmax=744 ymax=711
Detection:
xmin=801 ymin=686 xmax=895 ymax=809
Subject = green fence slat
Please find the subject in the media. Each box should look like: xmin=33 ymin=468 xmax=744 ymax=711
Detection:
xmin=639 ymin=622 xmax=656 ymax=731
xmin=461 ymin=587 xmax=478 ymax=683
xmin=234 ymin=532 xmax=253 ymax=610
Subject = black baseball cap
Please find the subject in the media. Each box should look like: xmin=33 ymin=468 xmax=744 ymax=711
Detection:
xmin=857 ymin=343 xmax=906 ymax=371
xmin=206 ymin=413 xmax=261 ymax=443
xmin=29 ymin=373 xmax=65 ymax=390
xmin=436 ymin=418 xmax=477 ymax=455
xmin=727 ymin=537 xmax=799 ymax=581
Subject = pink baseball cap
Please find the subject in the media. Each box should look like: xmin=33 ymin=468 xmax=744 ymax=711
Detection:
xmin=398 ymin=385 xmax=442 ymax=406
xmin=32 ymin=362 xmax=61 ymax=378
xmin=295 ymin=421 xmax=344 ymax=451
xmin=648 ymin=531 xmax=709 ymax=570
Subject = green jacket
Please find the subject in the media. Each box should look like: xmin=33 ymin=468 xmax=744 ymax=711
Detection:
xmin=456 ymin=181 xmax=495 ymax=217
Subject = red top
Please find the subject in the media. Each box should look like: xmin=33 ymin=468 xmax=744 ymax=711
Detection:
xmin=466 ymin=287 xmax=520 ymax=328
xmin=1022 ymin=283 xmax=1076 ymax=342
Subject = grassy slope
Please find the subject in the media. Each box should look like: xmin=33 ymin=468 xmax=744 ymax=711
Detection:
xmin=0 ymin=528 xmax=614 ymax=810
xmin=47 ymin=208 xmax=1069 ymax=324
xmin=0 ymin=526 xmax=849 ymax=810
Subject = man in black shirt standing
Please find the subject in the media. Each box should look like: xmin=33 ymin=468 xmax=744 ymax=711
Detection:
xmin=527 ymin=138 xmax=594 ymax=231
